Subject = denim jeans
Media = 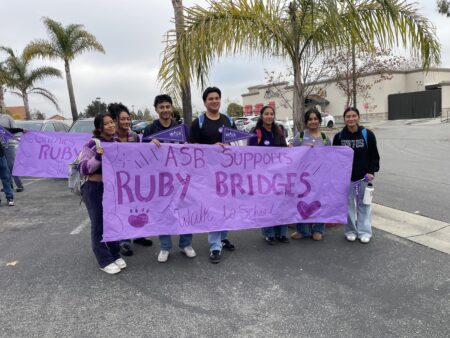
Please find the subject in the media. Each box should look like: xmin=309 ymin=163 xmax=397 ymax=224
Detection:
xmin=4 ymin=145 xmax=23 ymax=189
xmin=159 ymin=234 xmax=193 ymax=251
xmin=346 ymin=180 xmax=372 ymax=238
xmin=296 ymin=223 xmax=325 ymax=236
xmin=208 ymin=231 xmax=228 ymax=252
xmin=82 ymin=181 xmax=121 ymax=268
xmin=0 ymin=155 xmax=13 ymax=200
xmin=262 ymin=225 xmax=288 ymax=238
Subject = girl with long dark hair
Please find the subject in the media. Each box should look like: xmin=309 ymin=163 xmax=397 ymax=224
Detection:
xmin=248 ymin=105 xmax=289 ymax=245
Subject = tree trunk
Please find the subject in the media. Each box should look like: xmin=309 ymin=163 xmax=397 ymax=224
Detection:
xmin=292 ymin=59 xmax=305 ymax=133
xmin=23 ymin=92 xmax=31 ymax=120
xmin=65 ymin=59 xmax=78 ymax=121
xmin=0 ymin=85 xmax=6 ymax=114
xmin=351 ymin=39 xmax=357 ymax=107
xmin=172 ymin=0 xmax=193 ymax=126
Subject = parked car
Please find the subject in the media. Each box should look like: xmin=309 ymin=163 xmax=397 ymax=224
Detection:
xmin=132 ymin=121 xmax=151 ymax=134
xmin=15 ymin=119 xmax=70 ymax=133
xmin=68 ymin=118 xmax=95 ymax=133
xmin=234 ymin=116 xmax=258 ymax=130
xmin=239 ymin=116 xmax=261 ymax=132
xmin=321 ymin=112 xmax=335 ymax=128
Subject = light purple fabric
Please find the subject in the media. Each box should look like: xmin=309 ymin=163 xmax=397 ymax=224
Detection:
xmin=13 ymin=131 xmax=91 ymax=178
xmin=101 ymin=143 xmax=353 ymax=241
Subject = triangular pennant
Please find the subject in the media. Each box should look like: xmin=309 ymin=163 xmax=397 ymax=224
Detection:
xmin=143 ymin=124 xmax=187 ymax=143
xmin=0 ymin=125 xmax=14 ymax=143
xmin=222 ymin=126 xmax=256 ymax=143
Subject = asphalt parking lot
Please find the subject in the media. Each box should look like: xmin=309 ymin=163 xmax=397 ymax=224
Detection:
xmin=1 ymin=178 xmax=449 ymax=337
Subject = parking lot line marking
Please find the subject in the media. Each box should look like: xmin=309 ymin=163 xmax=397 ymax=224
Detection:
xmin=70 ymin=218 xmax=90 ymax=235
xmin=22 ymin=178 xmax=46 ymax=187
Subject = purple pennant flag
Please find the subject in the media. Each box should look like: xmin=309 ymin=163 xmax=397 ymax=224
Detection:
xmin=0 ymin=125 xmax=14 ymax=143
xmin=142 ymin=124 xmax=187 ymax=143
xmin=222 ymin=126 xmax=256 ymax=143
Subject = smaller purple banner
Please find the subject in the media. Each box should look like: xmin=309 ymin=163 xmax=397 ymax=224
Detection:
xmin=143 ymin=124 xmax=187 ymax=143
xmin=0 ymin=125 xmax=14 ymax=143
xmin=13 ymin=131 xmax=92 ymax=178
xmin=222 ymin=126 xmax=256 ymax=143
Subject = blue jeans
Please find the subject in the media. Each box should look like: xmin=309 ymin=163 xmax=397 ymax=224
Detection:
xmin=159 ymin=234 xmax=193 ymax=250
xmin=0 ymin=155 xmax=14 ymax=200
xmin=262 ymin=225 xmax=288 ymax=238
xmin=208 ymin=231 xmax=228 ymax=252
xmin=4 ymin=145 xmax=23 ymax=189
xmin=346 ymin=180 xmax=372 ymax=238
xmin=296 ymin=223 xmax=325 ymax=236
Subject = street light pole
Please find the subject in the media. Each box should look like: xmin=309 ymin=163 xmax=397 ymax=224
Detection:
xmin=95 ymin=97 xmax=101 ymax=114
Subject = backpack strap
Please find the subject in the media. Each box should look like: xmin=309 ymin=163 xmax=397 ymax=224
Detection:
xmin=320 ymin=132 xmax=327 ymax=145
xmin=361 ymin=128 xmax=368 ymax=148
xmin=198 ymin=113 xmax=205 ymax=129
xmin=92 ymin=138 xmax=101 ymax=149
xmin=255 ymin=128 xmax=262 ymax=144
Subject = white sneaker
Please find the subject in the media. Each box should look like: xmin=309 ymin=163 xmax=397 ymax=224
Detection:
xmin=100 ymin=262 xmax=121 ymax=274
xmin=360 ymin=236 xmax=371 ymax=244
xmin=345 ymin=234 xmax=357 ymax=242
xmin=115 ymin=258 xmax=127 ymax=269
xmin=181 ymin=245 xmax=197 ymax=258
xmin=157 ymin=250 xmax=170 ymax=263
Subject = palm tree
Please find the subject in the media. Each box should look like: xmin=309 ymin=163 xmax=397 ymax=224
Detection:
xmin=0 ymin=62 xmax=7 ymax=114
xmin=1 ymin=47 xmax=62 ymax=120
xmin=172 ymin=0 xmax=193 ymax=126
xmin=25 ymin=17 xmax=105 ymax=121
xmin=158 ymin=0 xmax=440 ymax=131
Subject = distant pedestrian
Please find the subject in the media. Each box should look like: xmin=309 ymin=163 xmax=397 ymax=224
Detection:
xmin=79 ymin=113 xmax=126 ymax=274
xmin=248 ymin=105 xmax=289 ymax=245
xmin=109 ymin=102 xmax=153 ymax=257
xmin=0 ymin=126 xmax=23 ymax=206
xmin=291 ymin=108 xmax=331 ymax=241
xmin=333 ymin=107 xmax=380 ymax=244
xmin=0 ymin=112 xmax=24 ymax=192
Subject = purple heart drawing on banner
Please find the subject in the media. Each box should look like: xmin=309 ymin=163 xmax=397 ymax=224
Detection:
xmin=222 ymin=126 xmax=256 ymax=143
xmin=297 ymin=200 xmax=321 ymax=219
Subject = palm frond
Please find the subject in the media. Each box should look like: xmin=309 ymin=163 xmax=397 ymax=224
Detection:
xmin=28 ymin=87 xmax=61 ymax=111
xmin=28 ymin=67 xmax=62 ymax=85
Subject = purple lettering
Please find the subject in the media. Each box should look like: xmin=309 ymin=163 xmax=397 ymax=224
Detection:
xmin=230 ymin=173 xmax=245 ymax=197
xmin=285 ymin=173 xmax=297 ymax=197
xmin=221 ymin=148 xmax=233 ymax=168
xmin=243 ymin=152 xmax=253 ymax=169
xmin=38 ymin=144 xmax=50 ymax=159
xmin=164 ymin=146 xmax=178 ymax=167
xmin=246 ymin=174 xmax=254 ymax=195
xmin=180 ymin=147 xmax=192 ymax=166
xmin=297 ymin=172 xmax=311 ymax=198
xmin=194 ymin=148 xmax=205 ymax=168
xmin=257 ymin=174 xmax=273 ymax=195
xmin=272 ymin=173 xmax=284 ymax=195
xmin=117 ymin=171 xmax=135 ymax=205
xmin=159 ymin=172 xmax=174 ymax=196
xmin=135 ymin=175 xmax=156 ymax=202
xmin=175 ymin=173 xmax=191 ymax=200
xmin=61 ymin=147 xmax=73 ymax=161
xmin=215 ymin=171 xmax=228 ymax=197
xmin=49 ymin=147 xmax=62 ymax=160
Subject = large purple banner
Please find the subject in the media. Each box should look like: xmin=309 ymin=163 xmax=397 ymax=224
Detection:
xmin=13 ymin=131 xmax=91 ymax=178
xmin=102 ymin=143 xmax=353 ymax=241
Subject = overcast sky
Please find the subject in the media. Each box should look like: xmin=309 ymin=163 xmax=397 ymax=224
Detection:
xmin=1 ymin=0 xmax=448 ymax=118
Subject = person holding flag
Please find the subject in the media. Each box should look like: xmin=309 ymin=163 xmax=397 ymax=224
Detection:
xmin=143 ymin=94 xmax=196 ymax=263
xmin=189 ymin=87 xmax=236 ymax=264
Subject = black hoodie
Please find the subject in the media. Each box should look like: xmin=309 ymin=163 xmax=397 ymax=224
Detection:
xmin=333 ymin=125 xmax=380 ymax=181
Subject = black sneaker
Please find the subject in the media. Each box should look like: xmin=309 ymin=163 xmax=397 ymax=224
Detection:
xmin=276 ymin=235 xmax=289 ymax=243
xmin=209 ymin=250 xmax=221 ymax=264
xmin=120 ymin=242 xmax=134 ymax=256
xmin=221 ymin=239 xmax=235 ymax=251
xmin=16 ymin=187 xmax=24 ymax=192
xmin=133 ymin=237 xmax=153 ymax=246
xmin=265 ymin=237 xmax=276 ymax=245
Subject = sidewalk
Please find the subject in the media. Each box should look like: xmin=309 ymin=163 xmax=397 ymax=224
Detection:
xmin=372 ymin=203 xmax=450 ymax=255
